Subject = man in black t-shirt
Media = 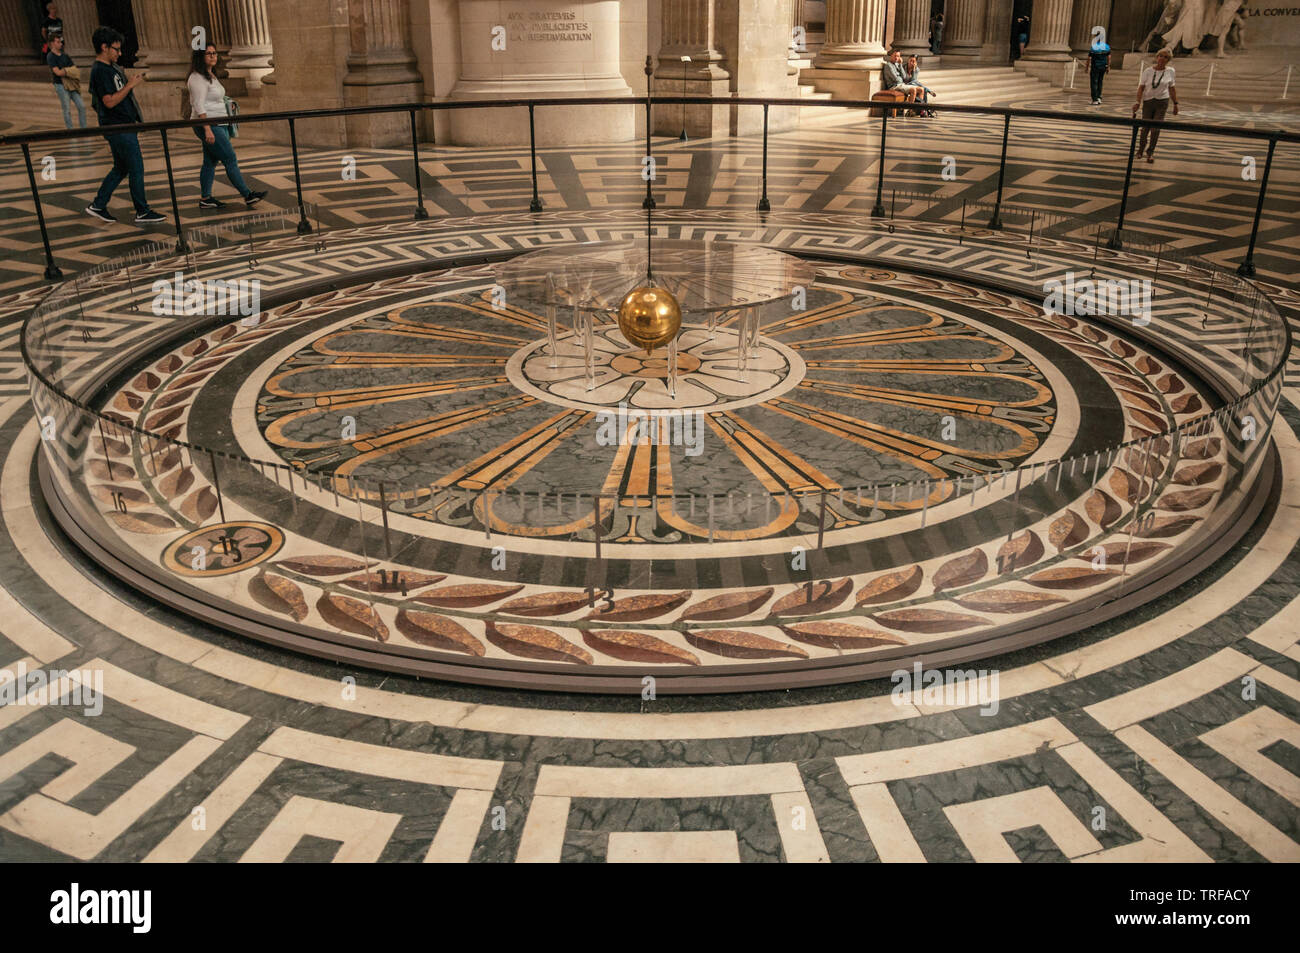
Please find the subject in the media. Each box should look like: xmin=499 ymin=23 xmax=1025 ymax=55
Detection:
xmin=46 ymin=34 xmax=85 ymax=129
xmin=85 ymin=26 xmax=165 ymax=225
xmin=41 ymin=2 xmax=63 ymax=52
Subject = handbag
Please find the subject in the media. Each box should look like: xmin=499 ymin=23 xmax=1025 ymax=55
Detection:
xmin=62 ymin=64 xmax=81 ymax=93
xmin=223 ymin=96 xmax=239 ymax=137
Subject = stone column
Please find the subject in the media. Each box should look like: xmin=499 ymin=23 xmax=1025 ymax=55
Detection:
xmin=1022 ymin=0 xmax=1074 ymax=60
xmin=1070 ymin=0 xmax=1113 ymax=54
xmin=943 ymin=0 xmax=987 ymax=61
xmin=59 ymin=0 xmax=99 ymax=64
xmin=0 ymin=0 xmax=34 ymax=66
xmin=207 ymin=0 xmax=231 ymax=55
xmin=341 ymin=0 xmax=424 ymax=147
xmin=226 ymin=0 xmax=273 ymax=86
xmin=812 ymin=0 xmax=887 ymax=69
xmin=892 ymin=0 xmax=931 ymax=58
xmin=656 ymin=0 xmax=730 ymax=136
xmin=135 ymin=0 xmax=210 ymax=80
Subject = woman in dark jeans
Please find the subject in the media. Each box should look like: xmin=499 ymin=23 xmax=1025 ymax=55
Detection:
xmin=187 ymin=44 xmax=266 ymax=209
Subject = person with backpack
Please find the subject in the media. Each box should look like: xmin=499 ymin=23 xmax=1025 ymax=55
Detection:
xmin=187 ymin=43 xmax=265 ymax=209
xmin=46 ymin=33 xmax=85 ymax=130
xmin=1088 ymin=37 xmax=1111 ymax=106
xmin=84 ymin=26 xmax=165 ymax=225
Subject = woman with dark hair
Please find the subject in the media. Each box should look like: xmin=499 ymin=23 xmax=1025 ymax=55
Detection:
xmin=188 ymin=44 xmax=265 ymax=209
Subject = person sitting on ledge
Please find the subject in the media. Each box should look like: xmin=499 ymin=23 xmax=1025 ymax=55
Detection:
xmin=904 ymin=54 xmax=937 ymax=118
xmin=880 ymin=49 xmax=921 ymax=109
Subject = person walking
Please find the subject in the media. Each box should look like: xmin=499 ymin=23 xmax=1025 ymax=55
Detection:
xmin=1133 ymin=48 xmax=1180 ymax=163
xmin=84 ymin=26 xmax=165 ymax=225
xmin=1088 ymin=37 xmax=1111 ymax=105
xmin=46 ymin=33 xmax=85 ymax=130
xmin=187 ymin=44 xmax=266 ymax=209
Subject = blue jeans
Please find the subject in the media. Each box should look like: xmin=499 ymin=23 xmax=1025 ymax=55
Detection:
xmin=53 ymin=84 xmax=86 ymax=129
xmin=194 ymin=124 xmax=249 ymax=199
xmin=93 ymin=131 xmax=150 ymax=214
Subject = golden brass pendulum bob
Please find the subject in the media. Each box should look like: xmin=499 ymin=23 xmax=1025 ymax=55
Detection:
xmin=617 ymin=285 xmax=682 ymax=355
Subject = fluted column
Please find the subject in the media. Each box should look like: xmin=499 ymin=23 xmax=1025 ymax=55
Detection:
xmin=943 ymin=0 xmax=987 ymax=60
xmin=892 ymin=0 xmax=932 ymax=58
xmin=0 ymin=0 xmax=33 ymax=66
xmin=1070 ymin=0 xmax=1113 ymax=54
xmin=226 ymin=0 xmax=272 ymax=85
xmin=135 ymin=0 xmax=211 ymax=80
xmin=342 ymin=0 xmax=423 ymax=147
xmin=658 ymin=0 xmax=727 ymax=79
xmin=59 ymin=0 xmax=99 ymax=63
xmin=342 ymin=0 xmax=422 ymax=86
xmin=1023 ymin=0 xmax=1074 ymax=60
xmin=812 ymin=0 xmax=888 ymax=69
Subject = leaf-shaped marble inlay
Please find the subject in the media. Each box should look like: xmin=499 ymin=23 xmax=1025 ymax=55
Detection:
xmin=276 ymin=555 xmax=372 ymax=576
xmin=1155 ymin=487 xmax=1216 ymax=512
xmin=587 ymin=591 xmax=692 ymax=622
xmin=89 ymin=484 xmax=150 ymax=506
xmin=1125 ymin=448 xmax=1164 ymax=479
xmin=1127 ymin=408 xmax=1166 ymax=433
xmin=856 ymin=566 xmax=924 ymax=606
xmin=1182 ymin=437 xmax=1221 ymax=460
xmin=339 ymin=571 xmax=446 ymax=594
xmin=771 ymin=579 xmax=853 ymax=616
xmin=1133 ymin=515 xmax=1200 ymax=539
xmin=87 ymin=458 xmax=136 ymax=481
xmin=1134 ymin=355 xmax=1162 ymax=375
xmin=132 ymin=371 xmax=161 ymax=392
xmin=103 ymin=510 xmax=176 ymax=533
xmin=582 ymin=630 xmax=700 ymax=665
xmin=1156 ymin=373 xmax=1184 ymax=394
xmin=1171 ymin=462 xmax=1222 ymax=486
xmin=1109 ymin=469 xmax=1142 ymax=504
xmin=1076 ymin=541 xmax=1171 ymax=566
xmin=395 ymin=610 xmax=484 ymax=655
xmin=179 ymin=486 xmax=218 ymax=523
xmin=1170 ymin=393 xmax=1202 ymax=414
xmin=1048 ymin=510 xmax=1089 ymax=550
xmin=933 ymin=549 xmax=989 ymax=591
xmin=953 ymin=590 xmax=1068 ymax=614
xmin=485 ymin=622 xmax=592 ymax=664
xmin=679 ymin=588 xmax=774 ymax=621
xmin=155 ymin=354 xmax=182 ymax=373
xmin=411 ymin=583 xmax=524 ymax=608
xmin=1026 ymin=566 xmax=1121 ymax=589
xmin=249 ymin=571 xmax=308 ymax=621
xmin=499 ymin=590 xmax=591 ymax=617
xmin=683 ymin=629 xmax=809 ymax=660
xmin=146 ymin=407 xmax=184 ymax=430
xmin=778 ymin=622 xmax=906 ymax=649
xmin=317 ymin=593 xmax=389 ymax=641
xmin=1085 ymin=489 xmax=1121 ymax=528
xmin=870 ymin=608 xmax=987 ymax=633
xmin=997 ymin=532 xmax=1043 ymax=572
xmin=1110 ymin=339 xmax=1136 ymax=358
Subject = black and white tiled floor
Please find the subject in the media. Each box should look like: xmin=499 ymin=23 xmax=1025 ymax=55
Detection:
xmin=0 ymin=92 xmax=1297 ymax=862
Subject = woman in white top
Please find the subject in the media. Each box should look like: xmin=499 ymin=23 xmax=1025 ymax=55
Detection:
xmin=188 ymin=44 xmax=265 ymax=209
xmin=1132 ymin=48 xmax=1180 ymax=163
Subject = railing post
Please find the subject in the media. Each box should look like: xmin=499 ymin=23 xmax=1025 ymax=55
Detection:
xmin=872 ymin=104 xmax=887 ymax=217
xmin=409 ymin=109 xmax=429 ymax=221
xmin=757 ymin=102 xmax=771 ymax=212
xmin=989 ymin=113 xmax=1011 ymax=229
xmin=643 ymin=54 xmax=656 ymax=210
xmin=1108 ymin=122 xmax=1140 ymax=250
xmin=158 ymin=128 xmax=188 ymax=254
xmin=21 ymin=143 xmax=62 ymax=280
xmin=288 ymin=118 xmax=312 ymax=235
xmin=528 ymin=104 xmax=543 ymax=212
xmin=1237 ymin=136 xmax=1277 ymax=278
